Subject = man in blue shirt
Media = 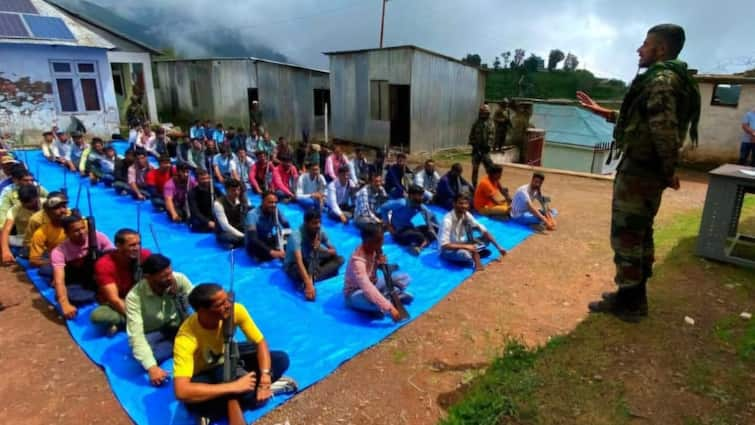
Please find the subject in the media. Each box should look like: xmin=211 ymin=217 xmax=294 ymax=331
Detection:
xmin=245 ymin=192 xmax=290 ymax=262
xmin=436 ymin=163 xmax=474 ymax=210
xmin=386 ymin=185 xmax=439 ymax=255
xmin=740 ymin=108 xmax=755 ymax=166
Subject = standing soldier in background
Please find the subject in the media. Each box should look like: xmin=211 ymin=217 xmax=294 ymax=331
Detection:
xmin=577 ymin=23 xmax=700 ymax=321
xmin=493 ymin=99 xmax=512 ymax=152
xmin=468 ymin=104 xmax=495 ymax=187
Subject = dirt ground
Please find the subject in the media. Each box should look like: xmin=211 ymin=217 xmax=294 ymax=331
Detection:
xmin=0 ymin=165 xmax=711 ymax=425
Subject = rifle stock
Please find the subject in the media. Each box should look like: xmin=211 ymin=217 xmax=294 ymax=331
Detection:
xmin=377 ymin=253 xmax=409 ymax=320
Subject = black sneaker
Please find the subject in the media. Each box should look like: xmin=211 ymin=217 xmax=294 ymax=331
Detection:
xmin=588 ymin=287 xmax=646 ymax=323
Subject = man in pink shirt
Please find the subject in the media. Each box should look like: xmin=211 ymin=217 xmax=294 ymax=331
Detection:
xmin=163 ymin=163 xmax=197 ymax=223
xmin=324 ymin=145 xmax=350 ymax=182
xmin=50 ymin=215 xmax=114 ymax=319
xmin=343 ymin=223 xmax=412 ymax=322
xmin=271 ymin=154 xmax=299 ymax=202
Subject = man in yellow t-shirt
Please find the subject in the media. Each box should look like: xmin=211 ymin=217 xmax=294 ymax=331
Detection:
xmin=473 ymin=164 xmax=511 ymax=218
xmin=29 ymin=192 xmax=72 ymax=278
xmin=173 ymin=283 xmax=296 ymax=424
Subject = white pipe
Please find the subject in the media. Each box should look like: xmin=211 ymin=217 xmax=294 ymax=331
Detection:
xmin=324 ymin=102 xmax=329 ymax=143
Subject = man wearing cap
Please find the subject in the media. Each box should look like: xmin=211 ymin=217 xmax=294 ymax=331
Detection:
xmin=51 ymin=216 xmax=113 ymax=320
xmin=0 ymin=156 xmax=20 ymax=193
xmin=271 ymin=154 xmax=299 ymax=202
xmin=326 ymin=164 xmax=357 ymax=224
xmin=92 ymin=228 xmax=151 ymax=332
xmin=52 ymin=131 xmax=76 ymax=171
xmin=385 ymin=185 xmax=439 ymax=255
xmin=1 ymin=185 xmax=42 ymax=263
xmin=28 ymin=193 xmax=71 ymax=276
xmin=126 ymin=253 xmax=193 ymax=386
xmin=469 ymin=104 xmax=496 ymax=187
xmin=0 ymin=167 xmax=48 ymax=227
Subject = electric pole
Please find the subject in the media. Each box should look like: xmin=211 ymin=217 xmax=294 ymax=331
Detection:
xmin=379 ymin=0 xmax=388 ymax=48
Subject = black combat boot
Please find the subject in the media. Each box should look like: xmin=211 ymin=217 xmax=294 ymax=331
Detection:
xmin=589 ymin=283 xmax=647 ymax=322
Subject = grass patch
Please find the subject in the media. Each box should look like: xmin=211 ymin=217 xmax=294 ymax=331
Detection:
xmin=441 ymin=197 xmax=755 ymax=424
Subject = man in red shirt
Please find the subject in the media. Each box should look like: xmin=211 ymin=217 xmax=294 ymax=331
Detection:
xmin=145 ymin=155 xmax=175 ymax=211
xmin=91 ymin=228 xmax=151 ymax=334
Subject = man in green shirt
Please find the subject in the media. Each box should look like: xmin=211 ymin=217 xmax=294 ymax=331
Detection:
xmin=126 ymin=254 xmax=193 ymax=386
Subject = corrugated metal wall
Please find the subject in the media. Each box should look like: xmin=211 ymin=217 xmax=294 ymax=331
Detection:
xmin=154 ymin=59 xmax=328 ymax=140
xmin=329 ymin=47 xmax=484 ymax=153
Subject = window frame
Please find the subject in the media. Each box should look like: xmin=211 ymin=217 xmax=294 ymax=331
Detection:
xmin=49 ymin=59 xmax=104 ymax=114
xmin=710 ymin=83 xmax=741 ymax=108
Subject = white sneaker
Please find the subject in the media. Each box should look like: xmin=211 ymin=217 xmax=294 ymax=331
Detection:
xmin=270 ymin=376 xmax=298 ymax=395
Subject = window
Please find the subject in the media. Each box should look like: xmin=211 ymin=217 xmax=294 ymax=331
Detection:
xmin=370 ymin=80 xmax=390 ymax=121
xmin=313 ymin=89 xmax=330 ymax=117
xmin=711 ymin=83 xmax=741 ymax=107
xmin=50 ymin=60 xmax=102 ymax=113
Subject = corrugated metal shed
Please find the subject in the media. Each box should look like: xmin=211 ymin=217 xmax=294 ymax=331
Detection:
xmin=531 ymin=103 xmax=614 ymax=148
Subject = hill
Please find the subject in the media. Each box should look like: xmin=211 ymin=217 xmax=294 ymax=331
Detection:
xmin=486 ymin=68 xmax=627 ymax=101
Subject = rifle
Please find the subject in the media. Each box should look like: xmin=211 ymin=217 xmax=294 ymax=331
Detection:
xmin=273 ymin=207 xmax=290 ymax=251
xmin=464 ymin=218 xmax=490 ymax=255
xmin=377 ymin=250 xmax=409 ymax=321
xmin=136 ymin=201 xmax=142 ymax=234
xmin=61 ymin=167 xmax=68 ymax=195
xmin=222 ymin=249 xmax=240 ymax=384
xmin=307 ymin=231 xmax=321 ymax=282
xmin=149 ymin=223 xmax=162 ymax=253
xmin=184 ymin=173 xmax=192 ymax=221
xmin=72 ymin=180 xmax=83 ymax=216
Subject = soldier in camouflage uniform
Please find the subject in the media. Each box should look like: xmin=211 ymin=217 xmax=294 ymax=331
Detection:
xmin=468 ymin=104 xmax=496 ymax=187
xmin=577 ymin=24 xmax=701 ymax=321
xmin=493 ymin=100 xmax=512 ymax=151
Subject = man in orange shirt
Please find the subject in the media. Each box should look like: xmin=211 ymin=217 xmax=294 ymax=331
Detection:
xmin=473 ymin=164 xmax=511 ymax=218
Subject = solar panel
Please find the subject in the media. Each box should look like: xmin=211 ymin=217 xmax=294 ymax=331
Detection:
xmin=0 ymin=0 xmax=37 ymax=14
xmin=23 ymin=14 xmax=74 ymax=40
xmin=0 ymin=12 xmax=28 ymax=37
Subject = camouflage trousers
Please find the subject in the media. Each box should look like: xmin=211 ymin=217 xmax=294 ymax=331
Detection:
xmin=610 ymin=165 xmax=666 ymax=289
xmin=471 ymin=149 xmax=494 ymax=187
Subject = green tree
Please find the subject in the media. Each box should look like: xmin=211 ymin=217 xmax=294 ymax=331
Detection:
xmin=511 ymin=48 xmax=526 ymax=69
xmin=523 ymin=54 xmax=544 ymax=73
xmin=493 ymin=56 xmax=501 ymax=70
xmin=501 ymin=51 xmax=511 ymax=69
xmin=563 ymin=53 xmax=579 ymax=71
xmin=547 ymin=49 xmax=565 ymax=71
xmin=461 ymin=53 xmax=482 ymax=67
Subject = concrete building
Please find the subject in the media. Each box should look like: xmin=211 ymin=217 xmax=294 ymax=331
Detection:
xmin=153 ymin=58 xmax=330 ymax=141
xmin=683 ymin=74 xmax=755 ymax=164
xmin=324 ymin=45 xmax=486 ymax=153
xmin=530 ymin=102 xmax=619 ymax=174
xmin=0 ymin=0 xmax=159 ymax=141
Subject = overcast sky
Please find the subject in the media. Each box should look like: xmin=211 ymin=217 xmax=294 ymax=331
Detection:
xmin=102 ymin=0 xmax=753 ymax=82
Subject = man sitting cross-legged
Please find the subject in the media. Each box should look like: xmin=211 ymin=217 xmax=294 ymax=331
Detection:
xmin=29 ymin=193 xmax=71 ymax=277
xmin=1 ymin=184 xmax=42 ymax=264
xmin=91 ymin=228 xmax=151 ymax=333
xmin=51 ymin=215 xmax=113 ymax=320
xmin=385 ymin=185 xmax=439 ymax=256
xmin=188 ymin=169 xmax=217 ymax=233
xmin=436 ymin=163 xmax=474 ymax=210
xmin=173 ymin=283 xmax=296 ymax=425
xmin=284 ymin=208 xmax=344 ymax=301
xmin=510 ymin=172 xmax=557 ymax=231
xmin=244 ymin=191 xmax=290 ymax=262
xmin=126 ymin=254 xmax=193 ymax=386
xmin=213 ymin=179 xmax=249 ymax=249
xmin=145 ymin=155 xmax=176 ymax=211
xmin=439 ymin=194 xmax=507 ymax=272
xmin=163 ymin=162 xmax=197 ymax=223
xmin=271 ymin=154 xmax=298 ymax=202
xmin=473 ymin=164 xmax=511 ymax=218
xmin=343 ymin=223 xmax=412 ymax=322
xmin=325 ymin=165 xmax=357 ymax=224
xmin=295 ymin=162 xmax=327 ymax=211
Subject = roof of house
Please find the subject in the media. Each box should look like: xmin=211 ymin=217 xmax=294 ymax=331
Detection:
xmin=531 ymin=103 xmax=615 ymax=149
xmin=323 ymin=45 xmax=485 ymax=71
xmin=153 ymin=56 xmax=329 ymax=74
xmin=45 ymin=0 xmax=161 ymax=55
xmin=0 ymin=0 xmax=112 ymax=48
xmin=695 ymin=74 xmax=755 ymax=85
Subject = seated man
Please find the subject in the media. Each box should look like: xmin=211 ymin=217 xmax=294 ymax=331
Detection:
xmin=1 ymin=185 xmax=43 ymax=264
xmin=213 ymin=146 xmax=239 ymax=186
xmin=352 ymin=148 xmax=373 ymax=184
xmin=186 ymin=138 xmax=206 ymax=172
xmin=271 ymin=154 xmax=299 ymax=202
xmin=126 ymin=254 xmax=193 ymax=387
xmin=213 ymin=179 xmax=248 ymax=249
xmin=295 ymin=162 xmax=327 ymax=211
xmin=0 ymin=156 xmax=19 ymax=193
xmin=145 ymin=155 xmax=176 ymax=211
xmin=112 ymin=149 xmax=136 ymax=195
xmin=245 ymin=191 xmax=290 ymax=262
xmin=354 ymin=172 xmax=396 ymax=231
xmin=386 ymin=185 xmax=439 ymax=255
xmin=41 ymin=131 xmax=55 ymax=161
xmin=70 ymin=131 xmax=89 ymax=176
xmin=85 ymin=138 xmax=116 ymax=186
xmin=51 ymin=216 xmax=113 ymax=320
xmin=163 ymin=163 xmax=196 ymax=223
xmin=233 ymin=148 xmax=254 ymax=191
xmin=127 ymin=149 xmax=154 ymax=200
xmin=284 ymin=208 xmax=344 ymax=301
xmin=188 ymin=169 xmax=216 ymax=233
xmin=92 ymin=229 xmax=151 ymax=332
xmin=249 ymin=151 xmax=273 ymax=194
xmin=326 ymin=165 xmax=357 ymax=224
xmin=29 ymin=193 xmax=71 ymax=276
xmin=324 ymin=145 xmax=350 ymax=182
xmin=173 ymin=283 xmax=294 ymax=425
xmin=384 ymin=153 xmax=413 ymax=199
xmin=473 ymin=164 xmax=511 ymax=218
xmin=436 ymin=163 xmax=474 ymax=210
xmin=0 ymin=166 xmax=48 ymax=227
xmin=51 ymin=131 xmax=76 ymax=171
xmin=136 ymin=124 xmax=158 ymax=158
xmin=439 ymin=194 xmax=507 ymax=272
xmin=510 ymin=172 xmax=557 ymax=230
xmin=343 ymin=223 xmax=412 ymax=322
xmin=413 ymin=159 xmax=440 ymax=202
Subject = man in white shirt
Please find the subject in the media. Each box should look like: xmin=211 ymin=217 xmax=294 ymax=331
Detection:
xmin=51 ymin=131 xmax=76 ymax=171
xmin=413 ymin=159 xmax=441 ymax=203
xmin=510 ymin=172 xmax=557 ymax=230
xmin=326 ymin=165 xmax=357 ymax=223
xmin=296 ymin=162 xmax=327 ymax=211
xmin=439 ymin=194 xmax=506 ymax=271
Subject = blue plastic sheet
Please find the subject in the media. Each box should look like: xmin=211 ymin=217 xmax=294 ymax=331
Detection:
xmin=20 ymin=148 xmax=532 ymax=424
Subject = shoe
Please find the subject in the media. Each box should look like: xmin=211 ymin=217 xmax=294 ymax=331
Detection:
xmin=588 ymin=285 xmax=647 ymax=323
xmin=270 ymin=376 xmax=298 ymax=395
xmin=107 ymin=324 xmax=119 ymax=336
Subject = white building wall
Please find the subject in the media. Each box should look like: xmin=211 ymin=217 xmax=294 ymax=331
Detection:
xmin=0 ymin=43 xmax=119 ymax=139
